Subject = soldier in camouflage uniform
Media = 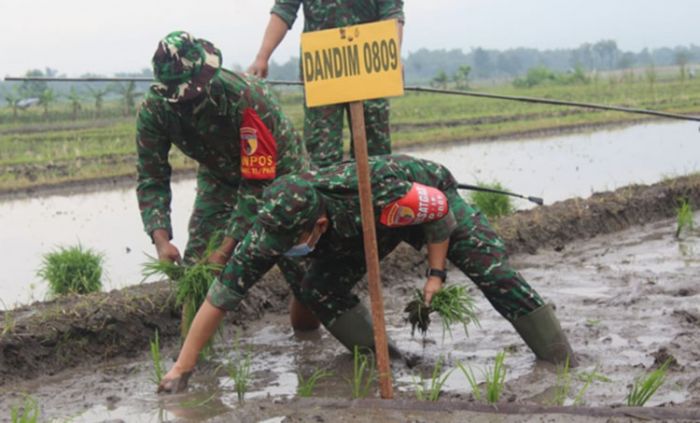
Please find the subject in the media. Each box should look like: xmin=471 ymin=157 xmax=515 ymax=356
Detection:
xmin=248 ymin=0 xmax=405 ymax=167
xmin=158 ymin=154 xmax=576 ymax=393
xmin=136 ymin=31 xmax=310 ymax=298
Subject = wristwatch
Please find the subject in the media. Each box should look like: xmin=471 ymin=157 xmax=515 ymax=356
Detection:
xmin=425 ymin=268 xmax=447 ymax=282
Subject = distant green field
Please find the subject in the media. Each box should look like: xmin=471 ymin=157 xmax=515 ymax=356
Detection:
xmin=1 ymin=75 xmax=699 ymax=192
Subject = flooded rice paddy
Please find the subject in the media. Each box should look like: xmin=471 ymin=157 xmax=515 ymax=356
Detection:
xmin=2 ymin=210 xmax=698 ymax=421
xmin=1 ymin=121 xmax=698 ymax=308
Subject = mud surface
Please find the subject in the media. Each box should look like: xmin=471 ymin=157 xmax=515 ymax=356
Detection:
xmin=2 ymin=176 xmax=700 ymax=421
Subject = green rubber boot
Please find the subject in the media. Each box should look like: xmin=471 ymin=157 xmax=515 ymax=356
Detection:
xmin=325 ymin=303 xmax=411 ymax=365
xmin=512 ymin=304 xmax=578 ymax=366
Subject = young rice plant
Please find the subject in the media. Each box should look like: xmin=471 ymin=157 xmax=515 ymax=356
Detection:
xmin=297 ymin=368 xmax=333 ymax=397
xmin=468 ymin=181 xmax=516 ymax=219
xmin=626 ymin=358 xmax=672 ymax=406
xmin=456 ymin=361 xmax=481 ymax=401
xmin=675 ymin=198 xmax=694 ymax=238
xmin=412 ymin=356 xmax=453 ymax=401
xmin=484 ymin=351 xmax=507 ymax=404
xmin=37 ymin=245 xmax=103 ymax=296
xmin=405 ymin=285 xmax=478 ymax=338
xmin=349 ymin=346 xmax=376 ymax=399
xmin=149 ymin=329 xmax=165 ymax=386
xmin=226 ymin=337 xmax=253 ymax=403
xmin=10 ymin=396 xmax=40 ymax=423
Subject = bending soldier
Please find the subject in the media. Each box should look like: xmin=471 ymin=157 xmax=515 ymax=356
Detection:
xmin=158 ymin=154 xmax=576 ymax=393
xmin=136 ymin=31 xmax=311 ymax=318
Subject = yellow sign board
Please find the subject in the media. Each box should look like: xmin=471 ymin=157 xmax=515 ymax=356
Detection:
xmin=301 ymin=19 xmax=404 ymax=107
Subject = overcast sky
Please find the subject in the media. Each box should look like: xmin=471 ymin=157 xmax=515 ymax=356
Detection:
xmin=1 ymin=0 xmax=698 ymax=77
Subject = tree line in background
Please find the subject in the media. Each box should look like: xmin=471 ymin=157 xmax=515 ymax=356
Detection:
xmin=1 ymin=40 xmax=697 ymax=122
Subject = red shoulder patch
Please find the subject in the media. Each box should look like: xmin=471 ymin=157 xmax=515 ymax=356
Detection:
xmin=380 ymin=183 xmax=449 ymax=227
xmin=241 ymin=108 xmax=277 ymax=180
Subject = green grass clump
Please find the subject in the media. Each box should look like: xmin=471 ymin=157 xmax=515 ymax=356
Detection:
xmin=297 ymin=368 xmax=333 ymax=397
xmin=468 ymin=182 xmax=516 ymax=219
xmin=149 ymin=330 xmax=165 ymax=386
xmin=10 ymin=396 xmax=40 ymax=423
xmin=348 ymin=346 xmax=376 ymax=399
xmin=226 ymin=338 xmax=253 ymax=403
xmin=37 ymin=245 xmax=103 ymax=296
xmin=626 ymin=358 xmax=672 ymax=406
xmin=551 ymin=355 xmax=573 ymax=406
xmin=405 ymin=285 xmax=479 ymax=338
xmin=484 ymin=351 xmax=507 ymax=404
xmin=413 ymin=356 xmax=453 ymax=401
xmin=675 ymin=198 xmax=694 ymax=238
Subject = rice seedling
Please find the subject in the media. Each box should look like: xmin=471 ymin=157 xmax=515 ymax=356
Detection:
xmin=468 ymin=181 xmax=516 ymax=219
xmin=456 ymin=361 xmax=482 ymax=401
xmin=626 ymin=358 xmax=672 ymax=406
xmin=675 ymin=198 xmax=694 ymax=238
xmin=1 ymin=300 xmax=16 ymax=337
xmin=551 ymin=355 xmax=573 ymax=406
xmin=297 ymin=368 xmax=333 ymax=397
xmin=412 ymin=356 xmax=453 ymax=401
xmin=37 ymin=245 xmax=103 ymax=296
xmin=348 ymin=346 xmax=376 ymax=399
xmin=225 ymin=337 xmax=253 ymax=402
xmin=572 ymin=366 xmax=605 ymax=406
xmin=10 ymin=396 xmax=40 ymax=423
xmin=142 ymin=249 xmax=222 ymax=338
xmin=149 ymin=329 xmax=165 ymax=385
xmin=484 ymin=351 xmax=507 ymax=404
xmin=405 ymin=285 xmax=479 ymax=338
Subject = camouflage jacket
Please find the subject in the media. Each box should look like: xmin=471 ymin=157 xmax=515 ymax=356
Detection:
xmin=208 ymin=154 xmax=458 ymax=310
xmin=271 ymin=0 xmax=405 ymax=32
xmin=136 ymin=69 xmax=309 ymax=240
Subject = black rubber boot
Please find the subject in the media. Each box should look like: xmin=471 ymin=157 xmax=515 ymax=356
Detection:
xmin=512 ymin=304 xmax=578 ymax=367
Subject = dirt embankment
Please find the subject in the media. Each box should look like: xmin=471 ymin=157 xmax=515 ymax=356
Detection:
xmin=1 ymin=174 xmax=699 ymax=384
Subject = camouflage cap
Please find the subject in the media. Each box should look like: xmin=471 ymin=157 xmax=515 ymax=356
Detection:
xmin=151 ymin=31 xmax=222 ymax=103
xmin=257 ymin=174 xmax=325 ymax=253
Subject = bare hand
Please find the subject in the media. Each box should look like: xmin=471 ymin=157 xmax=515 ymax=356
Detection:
xmin=157 ymin=365 xmax=193 ymax=394
xmin=156 ymin=241 xmax=182 ymax=264
xmin=247 ymin=58 xmax=269 ymax=78
xmin=423 ymin=277 xmax=443 ymax=306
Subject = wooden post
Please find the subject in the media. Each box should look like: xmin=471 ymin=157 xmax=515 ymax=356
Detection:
xmin=349 ymin=101 xmax=393 ymax=399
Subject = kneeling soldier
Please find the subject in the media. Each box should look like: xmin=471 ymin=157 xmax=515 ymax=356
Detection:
xmin=158 ymin=154 xmax=576 ymax=393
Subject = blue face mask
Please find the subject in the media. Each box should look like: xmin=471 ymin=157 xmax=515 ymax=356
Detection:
xmin=283 ymin=242 xmax=315 ymax=257
xmin=284 ymin=231 xmax=316 ymax=257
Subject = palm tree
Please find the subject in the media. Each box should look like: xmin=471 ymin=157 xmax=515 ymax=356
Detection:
xmin=66 ymin=87 xmax=83 ymax=120
xmin=110 ymin=81 xmax=141 ymax=116
xmin=87 ymin=86 xmax=110 ymax=119
xmin=39 ymin=88 xmax=55 ymax=119
xmin=453 ymin=65 xmax=471 ymax=90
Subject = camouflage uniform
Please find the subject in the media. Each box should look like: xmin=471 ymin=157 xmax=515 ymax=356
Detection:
xmin=208 ymin=154 xmax=544 ymax=326
xmin=271 ymin=0 xmax=405 ymax=167
xmin=136 ymin=31 xmax=310 ymax=264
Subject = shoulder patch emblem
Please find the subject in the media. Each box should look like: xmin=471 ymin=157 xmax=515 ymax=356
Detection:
xmin=380 ymin=183 xmax=449 ymax=227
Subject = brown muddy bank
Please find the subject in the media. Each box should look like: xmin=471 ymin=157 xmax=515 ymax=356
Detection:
xmin=1 ymin=174 xmax=699 ymax=385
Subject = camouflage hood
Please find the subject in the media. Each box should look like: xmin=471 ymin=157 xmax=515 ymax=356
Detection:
xmin=151 ymin=31 xmax=222 ymax=103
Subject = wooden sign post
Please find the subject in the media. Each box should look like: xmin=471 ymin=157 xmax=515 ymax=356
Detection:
xmin=301 ymin=20 xmax=404 ymax=399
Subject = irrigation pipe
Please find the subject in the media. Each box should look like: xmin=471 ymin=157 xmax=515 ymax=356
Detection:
xmin=5 ymin=76 xmax=700 ymax=124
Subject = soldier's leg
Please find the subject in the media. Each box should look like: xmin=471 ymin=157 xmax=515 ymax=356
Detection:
xmin=363 ymin=98 xmax=391 ymax=156
xmin=276 ymin=256 xmax=321 ymax=331
xmin=304 ymin=103 xmax=344 ymax=167
xmin=183 ymin=168 xmax=237 ymax=264
xmin=296 ymin=236 xmax=408 ymax=360
xmin=446 ymin=192 xmax=576 ymax=365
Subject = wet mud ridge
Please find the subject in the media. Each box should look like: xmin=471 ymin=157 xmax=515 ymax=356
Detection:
xmin=1 ymin=173 xmax=700 ymax=384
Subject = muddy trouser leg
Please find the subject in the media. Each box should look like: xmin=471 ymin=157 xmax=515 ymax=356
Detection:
xmin=304 ymin=103 xmax=344 ymax=167
xmin=296 ymin=236 xmax=406 ymax=361
xmin=446 ymin=193 xmax=576 ymax=365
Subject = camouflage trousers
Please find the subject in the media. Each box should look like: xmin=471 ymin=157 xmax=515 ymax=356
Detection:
xmin=304 ymin=98 xmax=391 ymax=167
xmin=293 ymin=190 xmax=545 ymax=326
xmin=183 ymin=167 xmax=306 ymax=285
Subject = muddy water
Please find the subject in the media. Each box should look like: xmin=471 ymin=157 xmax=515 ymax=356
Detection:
xmin=2 ymin=212 xmax=698 ymax=421
xmin=1 ymin=121 xmax=698 ymax=308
